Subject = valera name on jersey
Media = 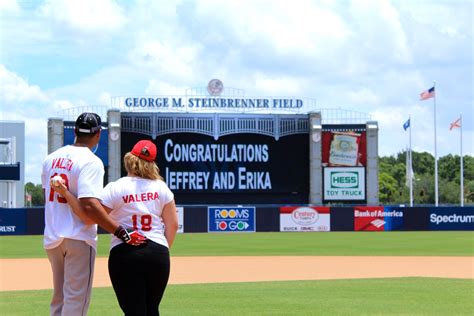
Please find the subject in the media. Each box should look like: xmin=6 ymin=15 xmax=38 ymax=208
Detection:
xmin=51 ymin=157 xmax=74 ymax=171
xmin=122 ymin=192 xmax=160 ymax=204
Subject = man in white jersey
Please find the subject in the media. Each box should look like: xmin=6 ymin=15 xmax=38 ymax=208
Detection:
xmin=100 ymin=140 xmax=178 ymax=316
xmin=42 ymin=113 xmax=146 ymax=316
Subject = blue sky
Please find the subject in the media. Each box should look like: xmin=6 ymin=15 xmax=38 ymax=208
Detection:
xmin=1 ymin=0 xmax=472 ymax=184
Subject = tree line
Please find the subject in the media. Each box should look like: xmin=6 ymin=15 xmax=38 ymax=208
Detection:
xmin=379 ymin=151 xmax=473 ymax=205
xmin=24 ymin=151 xmax=473 ymax=206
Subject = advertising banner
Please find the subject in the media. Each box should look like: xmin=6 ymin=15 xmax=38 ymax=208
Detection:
xmin=354 ymin=206 xmax=403 ymax=231
xmin=122 ymin=132 xmax=309 ymax=204
xmin=380 ymin=206 xmax=404 ymax=231
xmin=323 ymin=167 xmax=365 ymax=201
xmin=429 ymin=207 xmax=474 ymax=230
xmin=0 ymin=209 xmax=26 ymax=235
xmin=322 ymin=125 xmax=367 ymax=167
xmin=329 ymin=207 xmax=355 ymax=231
xmin=280 ymin=206 xmax=330 ymax=232
xmin=176 ymin=206 xmax=184 ymax=233
xmin=208 ymin=206 xmax=256 ymax=233
xmin=404 ymin=207 xmax=429 ymax=231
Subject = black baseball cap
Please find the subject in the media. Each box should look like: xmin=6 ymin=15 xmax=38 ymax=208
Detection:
xmin=75 ymin=112 xmax=102 ymax=134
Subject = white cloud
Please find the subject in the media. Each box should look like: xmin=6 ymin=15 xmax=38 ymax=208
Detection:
xmin=52 ymin=100 xmax=76 ymax=111
xmin=145 ymin=80 xmax=187 ymax=95
xmin=1 ymin=0 xmax=472 ymax=183
xmin=0 ymin=65 xmax=49 ymax=105
xmin=349 ymin=0 xmax=412 ymax=64
xmin=97 ymin=92 xmax=112 ymax=106
xmin=371 ymin=103 xmax=431 ymax=132
xmin=254 ymin=76 xmax=305 ymax=96
xmin=128 ymin=39 xmax=200 ymax=81
xmin=0 ymin=66 xmax=53 ymax=182
xmin=46 ymin=64 xmax=149 ymax=105
xmin=401 ymin=0 xmax=471 ymax=37
xmin=348 ymin=88 xmax=380 ymax=106
xmin=0 ymin=0 xmax=20 ymax=13
xmin=372 ymin=104 xmax=426 ymax=155
xmin=191 ymin=0 xmax=351 ymax=58
xmin=39 ymin=0 xmax=126 ymax=34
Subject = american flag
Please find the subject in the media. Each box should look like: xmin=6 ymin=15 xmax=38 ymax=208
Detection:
xmin=449 ymin=117 xmax=461 ymax=130
xmin=420 ymin=86 xmax=435 ymax=100
xmin=25 ymin=191 xmax=32 ymax=202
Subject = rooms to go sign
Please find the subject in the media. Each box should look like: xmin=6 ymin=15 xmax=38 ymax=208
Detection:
xmin=324 ymin=167 xmax=365 ymax=201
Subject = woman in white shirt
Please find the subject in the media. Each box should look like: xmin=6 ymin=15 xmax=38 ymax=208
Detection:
xmin=100 ymin=140 xmax=178 ymax=316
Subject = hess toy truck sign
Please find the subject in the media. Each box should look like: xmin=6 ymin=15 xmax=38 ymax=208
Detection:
xmin=324 ymin=167 xmax=365 ymax=201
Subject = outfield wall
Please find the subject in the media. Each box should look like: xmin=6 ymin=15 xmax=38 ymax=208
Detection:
xmin=1 ymin=206 xmax=473 ymax=235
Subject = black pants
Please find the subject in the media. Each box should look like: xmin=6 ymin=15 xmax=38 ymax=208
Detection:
xmin=108 ymin=241 xmax=170 ymax=316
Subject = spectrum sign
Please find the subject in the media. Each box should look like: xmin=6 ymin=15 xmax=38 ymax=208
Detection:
xmin=208 ymin=206 xmax=256 ymax=233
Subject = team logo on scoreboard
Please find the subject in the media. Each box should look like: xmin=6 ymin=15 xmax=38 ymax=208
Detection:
xmin=207 ymin=79 xmax=224 ymax=96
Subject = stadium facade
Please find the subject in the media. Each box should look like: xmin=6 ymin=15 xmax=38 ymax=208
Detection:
xmin=48 ymin=80 xmax=379 ymax=206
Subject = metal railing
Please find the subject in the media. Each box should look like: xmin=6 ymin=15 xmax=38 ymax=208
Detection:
xmin=120 ymin=113 xmax=310 ymax=140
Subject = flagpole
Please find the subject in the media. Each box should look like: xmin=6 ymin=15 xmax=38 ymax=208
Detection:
xmin=460 ymin=114 xmax=464 ymax=207
xmin=433 ymin=80 xmax=438 ymax=207
xmin=409 ymin=115 xmax=413 ymax=207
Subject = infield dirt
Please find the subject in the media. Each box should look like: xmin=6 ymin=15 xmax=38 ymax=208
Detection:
xmin=1 ymin=256 xmax=473 ymax=291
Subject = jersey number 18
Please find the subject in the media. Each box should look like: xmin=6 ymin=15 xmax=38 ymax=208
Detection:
xmin=132 ymin=214 xmax=152 ymax=231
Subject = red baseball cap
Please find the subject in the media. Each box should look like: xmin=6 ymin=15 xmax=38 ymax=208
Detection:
xmin=131 ymin=140 xmax=157 ymax=162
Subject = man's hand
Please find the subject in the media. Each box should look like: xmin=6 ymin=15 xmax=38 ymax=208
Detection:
xmin=114 ymin=225 xmax=147 ymax=246
xmin=51 ymin=178 xmax=68 ymax=196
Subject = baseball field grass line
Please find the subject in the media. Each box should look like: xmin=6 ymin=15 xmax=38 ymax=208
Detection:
xmin=2 ymin=256 xmax=472 ymax=291
xmin=1 ymin=231 xmax=473 ymax=258
xmin=1 ymin=278 xmax=473 ymax=315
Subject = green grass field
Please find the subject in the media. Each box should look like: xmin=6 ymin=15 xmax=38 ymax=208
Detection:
xmin=1 ymin=232 xmax=473 ymax=315
xmin=0 ymin=231 xmax=473 ymax=258
xmin=1 ymin=278 xmax=473 ymax=315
